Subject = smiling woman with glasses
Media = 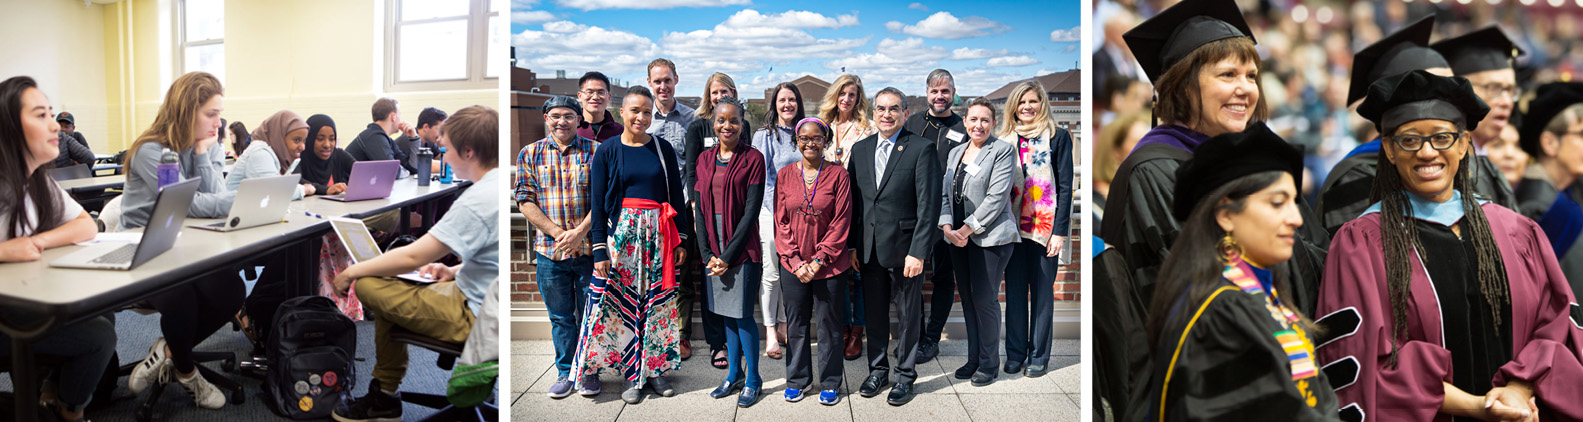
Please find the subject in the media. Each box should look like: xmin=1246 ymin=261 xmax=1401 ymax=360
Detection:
xmin=773 ymin=117 xmax=854 ymax=406
xmin=1316 ymin=70 xmax=1583 ymax=422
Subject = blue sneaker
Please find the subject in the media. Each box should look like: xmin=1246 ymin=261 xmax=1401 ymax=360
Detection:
xmin=784 ymin=388 xmax=805 ymax=402
xmin=547 ymin=376 xmax=574 ymax=398
xmin=819 ymin=389 xmax=840 ymax=405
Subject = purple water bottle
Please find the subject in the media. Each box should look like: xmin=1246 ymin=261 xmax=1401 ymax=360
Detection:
xmin=157 ymin=147 xmax=180 ymax=189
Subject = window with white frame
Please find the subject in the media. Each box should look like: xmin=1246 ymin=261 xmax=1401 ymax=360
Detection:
xmin=387 ymin=0 xmax=500 ymax=90
xmin=178 ymin=0 xmax=224 ymax=82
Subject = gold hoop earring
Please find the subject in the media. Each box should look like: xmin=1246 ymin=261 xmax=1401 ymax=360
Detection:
xmin=1218 ymin=231 xmax=1243 ymax=264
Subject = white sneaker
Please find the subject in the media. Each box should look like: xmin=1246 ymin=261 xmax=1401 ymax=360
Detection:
xmin=128 ymin=338 xmax=170 ymax=393
xmin=175 ymin=370 xmax=226 ymax=409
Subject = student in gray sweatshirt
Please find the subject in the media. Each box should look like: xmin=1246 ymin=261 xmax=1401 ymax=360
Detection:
xmin=119 ymin=71 xmax=239 ymax=411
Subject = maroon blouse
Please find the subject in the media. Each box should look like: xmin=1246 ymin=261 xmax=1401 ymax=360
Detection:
xmin=774 ymin=161 xmax=853 ymax=279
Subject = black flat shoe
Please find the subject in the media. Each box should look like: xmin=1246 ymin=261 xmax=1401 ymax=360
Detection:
xmin=953 ymin=363 xmax=977 ymax=380
xmin=915 ymin=340 xmax=939 ymax=364
xmin=1025 ymin=363 xmax=1048 ymax=378
xmin=858 ymin=373 xmax=888 ymax=397
xmin=709 ymin=377 xmax=745 ymax=399
xmin=737 ymin=386 xmax=761 ymax=408
xmin=970 ymin=372 xmax=997 ymax=386
xmin=1003 ymin=361 xmax=1025 ymax=375
xmin=885 ymin=382 xmax=914 ymax=406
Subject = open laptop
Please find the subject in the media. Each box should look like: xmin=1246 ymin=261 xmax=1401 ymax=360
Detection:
xmin=319 ymin=160 xmax=400 ymax=202
xmin=190 ymin=174 xmax=298 ymax=232
xmin=52 ymin=178 xmax=199 ymax=270
xmin=328 ymin=217 xmax=433 ymax=283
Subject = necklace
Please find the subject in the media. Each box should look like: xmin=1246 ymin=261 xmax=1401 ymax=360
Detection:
xmin=797 ymin=161 xmax=824 ymax=216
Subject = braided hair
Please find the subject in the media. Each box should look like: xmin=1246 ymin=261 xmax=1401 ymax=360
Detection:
xmin=1370 ymin=131 xmax=1508 ymax=367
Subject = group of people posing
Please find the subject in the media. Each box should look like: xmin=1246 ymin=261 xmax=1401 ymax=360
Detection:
xmin=0 ymin=71 xmax=499 ymax=422
xmin=1094 ymin=0 xmax=1583 ymax=420
xmin=516 ymin=61 xmax=1073 ymax=407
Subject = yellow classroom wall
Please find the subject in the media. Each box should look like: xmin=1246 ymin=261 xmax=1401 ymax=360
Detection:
xmin=0 ymin=0 xmax=113 ymax=152
xmin=3 ymin=0 xmax=495 ymax=155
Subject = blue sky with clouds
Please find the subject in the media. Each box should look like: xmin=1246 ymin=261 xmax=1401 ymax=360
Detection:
xmin=511 ymin=0 xmax=1080 ymax=98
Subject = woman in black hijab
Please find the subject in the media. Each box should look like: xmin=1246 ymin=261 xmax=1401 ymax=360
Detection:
xmin=295 ymin=114 xmax=353 ymax=196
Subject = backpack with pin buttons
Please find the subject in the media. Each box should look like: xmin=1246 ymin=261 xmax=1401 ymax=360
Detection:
xmin=262 ymin=296 xmax=357 ymax=419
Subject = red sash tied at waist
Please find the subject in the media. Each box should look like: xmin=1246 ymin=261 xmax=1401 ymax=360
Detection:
xmin=621 ymin=198 xmax=679 ymax=290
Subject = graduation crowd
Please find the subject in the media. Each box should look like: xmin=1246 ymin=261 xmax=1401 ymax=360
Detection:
xmin=515 ymin=61 xmax=1074 ymax=408
xmin=1092 ymin=0 xmax=1583 ymax=421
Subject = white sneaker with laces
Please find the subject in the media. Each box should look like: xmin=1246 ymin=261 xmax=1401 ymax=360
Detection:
xmin=175 ymin=370 xmax=226 ymax=409
xmin=128 ymin=338 xmax=170 ymax=393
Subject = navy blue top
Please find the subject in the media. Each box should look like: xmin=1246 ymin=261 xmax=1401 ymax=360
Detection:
xmin=614 ymin=142 xmax=669 ymax=201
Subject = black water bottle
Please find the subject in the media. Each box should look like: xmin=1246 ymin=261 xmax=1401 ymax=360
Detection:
xmin=416 ymin=147 xmax=432 ymax=186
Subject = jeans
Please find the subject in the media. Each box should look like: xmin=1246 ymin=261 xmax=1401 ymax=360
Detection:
xmin=536 ymin=253 xmax=592 ymax=378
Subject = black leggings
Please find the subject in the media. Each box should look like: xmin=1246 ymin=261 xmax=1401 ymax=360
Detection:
xmin=146 ymin=272 xmax=246 ymax=373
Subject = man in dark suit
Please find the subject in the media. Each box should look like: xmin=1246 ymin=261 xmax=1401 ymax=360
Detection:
xmin=845 ymin=87 xmax=942 ymax=406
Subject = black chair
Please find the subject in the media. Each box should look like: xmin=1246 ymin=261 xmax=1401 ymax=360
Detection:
xmin=390 ymin=326 xmax=497 ymax=422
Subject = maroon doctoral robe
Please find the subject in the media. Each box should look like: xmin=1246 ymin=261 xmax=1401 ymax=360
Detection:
xmin=1315 ymin=203 xmax=1583 ymax=421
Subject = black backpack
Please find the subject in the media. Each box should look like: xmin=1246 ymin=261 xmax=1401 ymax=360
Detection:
xmin=263 ymin=296 xmax=357 ymax=419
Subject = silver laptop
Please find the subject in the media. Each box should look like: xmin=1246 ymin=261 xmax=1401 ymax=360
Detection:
xmin=319 ymin=160 xmax=400 ymax=202
xmin=328 ymin=217 xmax=433 ymax=283
xmin=191 ymin=174 xmax=298 ymax=232
xmin=52 ymin=179 xmax=199 ymax=270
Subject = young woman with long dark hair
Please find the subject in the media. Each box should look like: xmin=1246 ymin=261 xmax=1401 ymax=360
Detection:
xmin=1136 ymin=123 xmax=1339 ymax=420
xmin=1316 ymin=70 xmax=1583 ymax=421
xmin=0 ymin=75 xmax=114 ymax=422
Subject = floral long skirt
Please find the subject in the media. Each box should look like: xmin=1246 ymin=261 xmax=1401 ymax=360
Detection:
xmin=573 ymin=207 xmax=680 ymax=389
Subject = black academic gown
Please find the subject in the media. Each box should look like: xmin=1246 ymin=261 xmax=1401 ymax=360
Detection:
xmin=1514 ymin=177 xmax=1583 ymax=294
xmin=1131 ymin=272 xmax=1342 ymax=422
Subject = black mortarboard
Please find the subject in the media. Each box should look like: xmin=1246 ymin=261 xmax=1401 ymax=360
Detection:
xmin=1516 ymin=82 xmax=1583 ymax=157
xmin=1357 ymin=70 xmax=1490 ymax=137
xmin=1123 ymin=0 xmax=1254 ymax=83
xmin=1432 ymin=26 xmax=1523 ymax=76
xmin=1347 ymin=16 xmax=1448 ymax=105
xmin=1172 ymin=121 xmax=1303 ymax=221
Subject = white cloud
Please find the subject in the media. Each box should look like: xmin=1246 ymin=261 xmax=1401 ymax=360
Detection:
xmin=511 ymin=10 xmax=556 ymax=25
xmin=720 ymin=9 xmax=859 ymax=29
xmin=950 ymin=68 xmax=1029 ymax=97
xmin=951 ymin=47 xmax=1009 ymax=60
xmin=885 ymin=12 xmax=1011 ymax=39
xmin=987 ymin=56 xmax=1040 ymax=67
xmin=513 ymin=21 xmax=661 ymax=77
xmin=553 ymin=0 xmax=751 ymax=11
xmin=512 ymin=0 xmax=540 ymax=8
xmin=908 ymin=2 xmax=928 ymax=11
xmin=1050 ymin=26 xmax=1079 ymax=42
xmin=1064 ymin=44 xmax=1079 ymax=53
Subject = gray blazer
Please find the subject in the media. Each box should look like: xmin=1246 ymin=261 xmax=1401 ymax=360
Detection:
xmin=939 ymin=137 xmax=1021 ymax=247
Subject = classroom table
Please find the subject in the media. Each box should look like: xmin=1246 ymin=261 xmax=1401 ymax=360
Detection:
xmin=0 ymin=176 xmax=470 ymax=422
xmin=58 ymin=174 xmax=125 ymax=194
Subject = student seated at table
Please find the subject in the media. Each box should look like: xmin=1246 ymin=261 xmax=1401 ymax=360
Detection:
xmin=224 ymin=109 xmax=316 ymax=197
xmin=296 ymin=114 xmax=354 ymax=196
xmin=330 ymin=105 xmax=499 ymax=422
xmin=119 ymin=71 xmax=240 ymax=410
xmin=0 ymin=76 xmax=117 ymax=422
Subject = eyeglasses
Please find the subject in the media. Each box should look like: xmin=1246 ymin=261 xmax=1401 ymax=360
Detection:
xmin=796 ymin=135 xmax=827 ymax=145
xmin=1390 ymin=131 xmax=1464 ymax=152
xmin=1473 ymin=83 xmax=1520 ymax=100
xmin=579 ymin=89 xmax=609 ymax=97
xmin=874 ymin=105 xmax=903 ymax=115
xmin=545 ymin=114 xmax=578 ymax=122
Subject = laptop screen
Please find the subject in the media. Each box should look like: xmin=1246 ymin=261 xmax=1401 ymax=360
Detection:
xmin=330 ymin=218 xmax=382 ymax=263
